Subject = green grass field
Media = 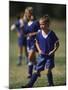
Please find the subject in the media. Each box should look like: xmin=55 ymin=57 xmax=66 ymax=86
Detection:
xmin=9 ymin=20 xmax=66 ymax=89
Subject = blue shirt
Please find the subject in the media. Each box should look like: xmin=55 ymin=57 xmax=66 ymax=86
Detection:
xmin=36 ymin=30 xmax=59 ymax=54
xmin=23 ymin=20 xmax=40 ymax=47
xmin=23 ymin=20 xmax=40 ymax=34
xmin=15 ymin=19 xmax=24 ymax=38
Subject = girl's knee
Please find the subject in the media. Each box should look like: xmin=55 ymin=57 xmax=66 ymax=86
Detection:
xmin=28 ymin=51 xmax=35 ymax=61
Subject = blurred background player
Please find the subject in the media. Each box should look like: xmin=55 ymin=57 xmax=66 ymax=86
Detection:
xmin=11 ymin=13 xmax=27 ymax=66
xmin=23 ymin=7 xmax=40 ymax=78
xmin=22 ymin=15 xmax=59 ymax=88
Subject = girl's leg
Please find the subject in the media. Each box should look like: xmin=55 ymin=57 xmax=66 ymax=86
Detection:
xmin=17 ymin=46 xmax=23 ymax=66
xmin=24 ymin=46 xmax=28 ymax=64
xmin=47 ymin=69 xmax=54 ymax=86
xmin=22 ymin=71 xmax=41 ymax=88
xmin=28 ymin=50 xmax=36 ymax=78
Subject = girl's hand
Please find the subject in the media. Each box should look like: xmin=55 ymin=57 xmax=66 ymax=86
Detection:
xmin=17 ymin=33 xmax=21 ymax=37
xmin=28 ymin=33 xmax=32 ymax=37
xmin=39 ymin=50 xmax=43 ymax=55
xmin=48 ymin=51 xmax=54 ymax=56
xmin=11 ymin=24 xmax=16 ymax=31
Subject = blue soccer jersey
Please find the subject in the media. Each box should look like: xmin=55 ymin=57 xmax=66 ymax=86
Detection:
xmin=24 ymin=20 xmax=40 ymax=34
xmin=23 ymin=20 xmax=40 ymax=51
xmin=15 ymin=19 xmax=26 ymax=47
xmin=36 ymin=30 xmax=59 ymax=55
xmin=15 ymin=19 xmax=24 ymax=36
xmin=35 ymin=30 xmax=59 ymax=71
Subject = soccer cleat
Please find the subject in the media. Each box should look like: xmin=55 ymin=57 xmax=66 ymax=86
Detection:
xmin=21 ymin=86 xmax=28 ymax=88
xmin=27 ymin=75 xmax=32 ymax=79
xmin=17 ymin=60 xmax=22 ymax=66
xmin=47 ymin=83 xmax=54 ymax=87
xmin=17 ymin=63 xmax=22 ymax=66
xmin=21 ymin=84 xmax=32 ymax=88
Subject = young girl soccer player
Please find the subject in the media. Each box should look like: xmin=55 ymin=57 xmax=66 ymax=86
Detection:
xmin=23 ymin=7 xmax=40 ymax=78
xmin=22 ymin=15 xmax=59 ymax=87
xmin=11 ymin=14 xmax=27 ymax=66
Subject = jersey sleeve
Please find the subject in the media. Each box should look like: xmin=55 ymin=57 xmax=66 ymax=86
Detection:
xmin=15 ymin=21 xmax=19 ymax=28
xmin=35 ymin=32 xmax=40 ymax=43
xmin=52 ymin=31 xmax=59 ymax=44
xmin=34 ymin=20 xmax=40 ymax=32
xmin=19 ymin=19 xmax=24 ymax=28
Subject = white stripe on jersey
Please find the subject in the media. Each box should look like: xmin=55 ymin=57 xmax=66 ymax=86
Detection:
xmin=28 ymin=21 xmax=33 ymax=26
xmin=19 ymin=19 xmax=24 ymax=28
xmin=42 ymin=30 xmax=51 ymax=39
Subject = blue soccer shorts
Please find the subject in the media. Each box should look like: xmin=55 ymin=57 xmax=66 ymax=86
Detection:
xmin=35 ymin=54 xmax=55 ymax=72
xmin=27 ymin=39 xmax=36 ymax=53
xmin=18 ymin=36 xmax=26 ymax=47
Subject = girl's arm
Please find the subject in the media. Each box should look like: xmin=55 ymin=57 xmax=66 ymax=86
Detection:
xmin=48 ymin=40 xmax=59 ymax=56
xmin=27 ymin=32 xmax=38 ymax=37
xmin=35 ymin=39 xmax=42 ymax=54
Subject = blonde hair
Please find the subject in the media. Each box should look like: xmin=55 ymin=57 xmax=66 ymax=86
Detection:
xmin=40 ymin=15 xmax=50 ymax=24
xmin=25 ymin=7 xmax=33 ymax=14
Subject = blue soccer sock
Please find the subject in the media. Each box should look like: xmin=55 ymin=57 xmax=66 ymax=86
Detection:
xmin=17 ymin=55 xmax=22 ymax=65
xmin=25 ymin=57 xmax=29 ymax=64
xmin=47 ymin=71 xmax=54 ymax=86
xmin=26 ymin=72 xmax=39 ymax=87
xmin=28 ymin=62 xmax=33 ymax=77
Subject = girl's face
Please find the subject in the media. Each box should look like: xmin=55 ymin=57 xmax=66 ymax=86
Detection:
xmin=25 ymin=10 xmax=32 ymax=20
xmin=39 ymin=19 xmax=49 ymax=30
